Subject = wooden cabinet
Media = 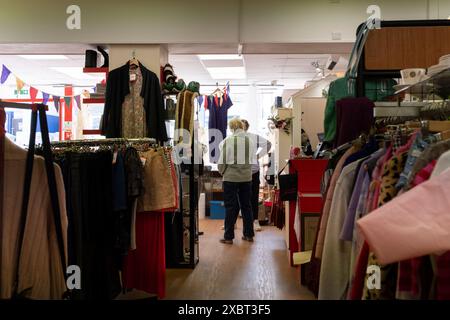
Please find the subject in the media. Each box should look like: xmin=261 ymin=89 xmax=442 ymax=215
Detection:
xmin=365 ymin=26 xmax=450 ymax=70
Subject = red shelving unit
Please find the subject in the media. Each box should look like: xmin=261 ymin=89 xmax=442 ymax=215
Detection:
xmin=83 ymin=67 xmax=109 ymax=74
xmin=79 ymin=67 xmax=109 ymax=136
xmin=83 ymin=98 xmax=105 ymax=104
xmin=82 ymin=129 xmax=102 ymax=135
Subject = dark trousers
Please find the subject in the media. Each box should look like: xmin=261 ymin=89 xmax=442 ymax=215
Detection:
xmin=251 ymin=171 xmax=260 ymax=221
xmin=223 ymin=181 xmax=254 ymax=240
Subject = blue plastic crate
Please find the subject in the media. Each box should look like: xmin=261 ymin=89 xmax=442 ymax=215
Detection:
xmin=209 ymin=200 xmax=226 ymax=219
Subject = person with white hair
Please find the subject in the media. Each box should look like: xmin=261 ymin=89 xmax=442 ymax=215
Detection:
xmin=241 ymin=119 xmax=272 ymax=231
xmin=218 ymin=118 xmax=256 ymax=244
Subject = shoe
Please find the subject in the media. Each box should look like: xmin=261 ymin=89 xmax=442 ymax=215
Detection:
xmin=220 ymin=239 xmax=233 ymax=245
xmin=242 ymin=236 xmax=254 ymax=242
xmin=254 ymin=220 xmax=262 ymax=232
xmin=221 ymin=224 xmax=237 ymax=230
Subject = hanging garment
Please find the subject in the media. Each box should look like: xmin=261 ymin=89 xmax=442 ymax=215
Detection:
xmin=101 ymin=61 xmax=168 ymax=141
xmin=174 ymin=90 xmax=198 ymax=144
xmin=123 ymin=211 xmax=166 ymax=299
xmin=137 ymin=149 xmax=177 ymax=212
xmin=208 ymin=94 xmax=233 ymax=162
xmin=396 ymin=161 xmax=437 ymax=300
xmin=348 ymin=147 xmax=392 ymax=300
xmin=358 ymin=165 xmax=450 ymax=265
xmin=121 ymin=66 xmax=147 ymax=138
xmin=340 ymin=149 xmax=385 ymax=241
xmin=314 ymin=146 xmax=356 ymax=259
xmin=396 ymin=132 xmax=429 ymax=190
xmin=362 ymin=149 xmax=408 ymax=300
xmin=404 ymin=139 xmax=450 ymax=190
xmin=323 ymin=78 xmax=396 ymax=143
xmin=334 ymin=97 xmax=374 ymax=148
xmin=1 ymin=138 xmax=68 ymax=299
xmin=56 ymin=151 xmax=122 ymax=300
xmin=318 ymin=159 xmax=361 ymax=300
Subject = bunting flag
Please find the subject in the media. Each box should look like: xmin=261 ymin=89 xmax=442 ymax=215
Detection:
xmin=74 ymin=95 xmax=81 ymax=110
xmin=1 ymin=65 xmax=11 ymax=84
xmin=16 ymin=78 xmax=25 ymax=92
xmin=30 ymin=86 xmax=38 ymax=103
xmin=64 ymin=96 xmax=71 ymax=108
xmin=53 ymin=95 xmax=60 ymax=112
xmin=42 ymin=92 xmax=50 ymax=105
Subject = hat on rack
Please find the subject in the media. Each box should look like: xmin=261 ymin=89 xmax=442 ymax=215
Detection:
xmin=163 ymin=82 xmax=175 ymax=93
xmin=174 ymin=79 xmax=186 ymax=92
xmin=187 ymin=81 xmax=200 ymax=94
xmin=163 ymin=63 xmax=175 ymax=74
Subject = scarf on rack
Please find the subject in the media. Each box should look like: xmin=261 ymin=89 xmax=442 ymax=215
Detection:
xmin=175 ymin=90 xmax=198 ymax=144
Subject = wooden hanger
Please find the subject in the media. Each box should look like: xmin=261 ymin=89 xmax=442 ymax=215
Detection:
xmin=211 ymin=82 xmax=223 ymax=97
xmin=129 ymin=50 xmax=139 ymax=67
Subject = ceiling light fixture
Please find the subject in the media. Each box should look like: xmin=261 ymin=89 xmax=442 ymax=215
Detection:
xmin=19 ymin=55 xmax=68 ymax=60
xmin=50 ymin=67 xmax=98 ymax=80
xmin=198 ymin=54 xmax=243 ymax=61
xmin=206 ymin=66 xmax=246 ymax=80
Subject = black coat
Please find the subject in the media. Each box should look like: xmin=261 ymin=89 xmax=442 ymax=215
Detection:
xmin=101 ymin=61 xmax=168 ymax=142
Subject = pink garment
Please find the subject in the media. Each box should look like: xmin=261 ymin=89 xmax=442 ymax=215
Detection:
xmin=314 ymin=146 xmax=356 ymax=259
xmin=357 ymin=167 xmax=450 ymax=265
xmin=369 ymin=146 xmax=392 ymax=212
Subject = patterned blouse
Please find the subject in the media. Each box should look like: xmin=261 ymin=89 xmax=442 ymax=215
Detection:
xmin=121 ymin=67 xmax=147 ymax=138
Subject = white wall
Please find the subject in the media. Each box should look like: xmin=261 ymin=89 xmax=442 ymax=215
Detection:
xmin=0 ymin=0 xmax=446 ymax=44
xmin=109 ymin=44 xmax=166 ymax=77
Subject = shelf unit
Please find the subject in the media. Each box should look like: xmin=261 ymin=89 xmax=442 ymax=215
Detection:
xmin=82 ymin=67 xmax=108 ymax=136
xmin=83 ymin=98 xmax=105 ymax=104
xmin=83 ymin=67 xmax=109 ymax=74
xmin=355 ymin=20 xmax=450 ymax=98
xmin=165 ymin=93 xmax=200 ymax=269
xmin=394 ymin=67 xmax=450 ymax=100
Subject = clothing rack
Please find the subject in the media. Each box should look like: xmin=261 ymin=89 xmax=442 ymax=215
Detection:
xmin=50 ymin=137 xmax=157 ymax=147
xmin=0 ymin=101 xmax=48 ymax=111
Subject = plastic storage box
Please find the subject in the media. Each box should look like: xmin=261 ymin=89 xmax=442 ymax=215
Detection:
xmin=209 ymin=201 xmax=226 ymax=219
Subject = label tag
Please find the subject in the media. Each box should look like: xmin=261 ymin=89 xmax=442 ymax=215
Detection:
xmin=130 ymin=73 xmax=137 ymax=82
xmin=140 ymin=157 xmax=147 ymax=166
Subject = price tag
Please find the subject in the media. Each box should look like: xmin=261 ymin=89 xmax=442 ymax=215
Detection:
xmin=411 ymin=149 xmax=422 ymax=157
xmin=112 ymin=151 xmax=118 ymax=164
xmin=130 ymin=73 xmax=137 ymax=82
xmin=140 ymin=157 xmax=147 ymax=166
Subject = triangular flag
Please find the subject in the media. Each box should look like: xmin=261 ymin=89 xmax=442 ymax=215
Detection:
xmin=42 ymin=92 xmax=50 ymax=105
xmin=30 ymin=86 xmax=38 ymax=103
xmin=74 ymin=95 xmax=81 ymax=110
xmin=64 ymin=96 xmax=71 ymax=108
xmin=16 ymin=78 xmax=25 ymax=92
xmin=53 ymin=95 xmax=60 ymax=112
xmin=1 ymin=65 xmax=11 ymax=84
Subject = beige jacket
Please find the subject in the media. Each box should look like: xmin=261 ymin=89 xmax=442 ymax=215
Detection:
xmin=1 ymin=138 xmax=68 ymax=299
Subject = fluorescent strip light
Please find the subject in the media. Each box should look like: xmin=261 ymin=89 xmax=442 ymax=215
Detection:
xmin=51 ymin=67 xmax=95 ymax=80
xmin=207 ymin=67 xmax=246 ymax=80
xmin=19 ymin=55 xmax=68 ymax=60
xmin=198 ymin=54 xmax=242 ymax=61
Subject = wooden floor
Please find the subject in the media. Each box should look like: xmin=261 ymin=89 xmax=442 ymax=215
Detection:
xmin=165 ymin=218 xmax=315 ymax=300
